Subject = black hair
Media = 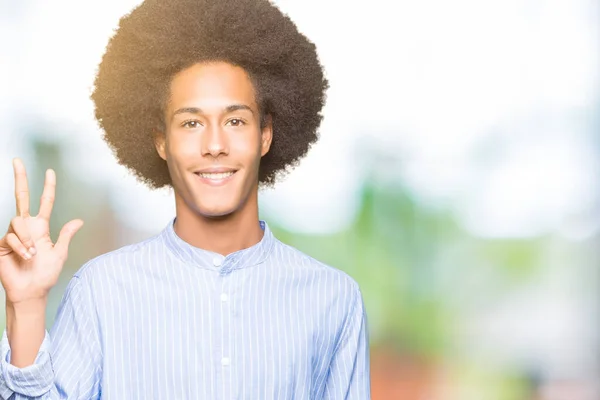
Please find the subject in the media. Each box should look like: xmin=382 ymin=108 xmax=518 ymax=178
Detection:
xmin=91 ymin=0 xmax=328 ymax=188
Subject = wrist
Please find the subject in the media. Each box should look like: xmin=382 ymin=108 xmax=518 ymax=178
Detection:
xmin=6 ymin=297 xmax=47 ymax=316
xmin=6 ymin=298 xmax=47 ymax=342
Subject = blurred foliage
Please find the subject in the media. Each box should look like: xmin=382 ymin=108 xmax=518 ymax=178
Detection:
xmin=270 ymin=183 xmax=449 ymax=356
xmin=1 ymin=132 xmax=592 ymax=399
xmin=269 ymin=177 xmax=548 ymax=361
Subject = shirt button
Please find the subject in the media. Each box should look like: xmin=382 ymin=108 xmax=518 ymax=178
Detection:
xmin=221 ymin=357 xmax=230 ymax=366
xmin=220 ymin=293 xmax=229 ymax=302
xmin=212 ymin=256 xmax=222 ymax=267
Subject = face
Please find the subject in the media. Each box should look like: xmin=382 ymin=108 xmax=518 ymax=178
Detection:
xmin=155 ymin=62 xmax=272 ymax=218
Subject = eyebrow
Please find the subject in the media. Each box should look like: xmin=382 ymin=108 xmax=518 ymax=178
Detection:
xmin=171 ymin=104 xmax=254 ymax=120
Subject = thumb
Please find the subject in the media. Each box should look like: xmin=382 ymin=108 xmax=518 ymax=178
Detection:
xmin=54 ymin=219 xmax=84 ymax=259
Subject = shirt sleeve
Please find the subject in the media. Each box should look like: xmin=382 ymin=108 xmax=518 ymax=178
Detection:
xmin=0 ymin=276 xmax=103 ymax=400
xmin=322 ymin=287 xmax=371 ymax=399
xmin=0 ymin=331 xmax=54 ymax=399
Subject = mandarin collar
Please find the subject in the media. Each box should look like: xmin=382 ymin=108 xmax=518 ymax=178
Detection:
xmin=162 ymin=218 xmax=274 ymax=273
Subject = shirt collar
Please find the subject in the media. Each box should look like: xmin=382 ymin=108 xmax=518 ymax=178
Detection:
xmin=161 ymin=218 xmax=274 ymax=272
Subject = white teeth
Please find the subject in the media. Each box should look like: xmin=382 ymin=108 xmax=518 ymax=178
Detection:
xmin=198 ymin=172 xmax=234 ymax=180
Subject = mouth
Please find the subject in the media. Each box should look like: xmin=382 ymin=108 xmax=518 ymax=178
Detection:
xmin=193 ymin=169 xmax=238 ymax=186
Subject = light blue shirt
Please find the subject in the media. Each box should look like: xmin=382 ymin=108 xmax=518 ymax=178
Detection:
xmin=0 ymin=219 xmax=370 ymax=399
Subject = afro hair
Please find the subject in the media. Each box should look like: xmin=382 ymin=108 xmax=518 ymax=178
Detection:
xmin=91 ymin=0 xmax=329 ymax=189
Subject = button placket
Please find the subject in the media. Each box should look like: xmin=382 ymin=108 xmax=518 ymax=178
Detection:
xmin=219 ymin=264 xmax=233 ymax=398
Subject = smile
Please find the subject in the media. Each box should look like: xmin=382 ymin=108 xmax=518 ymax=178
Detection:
xmin=193 ymin=170 xmax=237 ymax=186
xmin=198 ymin=172 xmax=234 ymax=179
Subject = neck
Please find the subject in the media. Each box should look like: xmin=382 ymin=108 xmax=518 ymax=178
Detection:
xmin=172 ymin=193 xmax=264 ymax=256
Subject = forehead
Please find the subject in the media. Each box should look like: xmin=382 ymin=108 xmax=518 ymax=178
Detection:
xmin=168 ymin=62 xmax=257 ymax=110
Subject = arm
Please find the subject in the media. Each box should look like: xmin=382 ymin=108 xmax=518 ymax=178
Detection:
xmin=0 ymin=159 xmax=90 ymax=399
xmin=0 ymin=299 xmax=53 ymax=399
xmin=322 ymin=288 xmax=371 ymax=399
xmin=0 ymin=276 xmax=103 ymax=400
xmin=0 ymin=328 xmax=53 ymax=400
xmin=5 ymin=299 xmax=47 ymax=369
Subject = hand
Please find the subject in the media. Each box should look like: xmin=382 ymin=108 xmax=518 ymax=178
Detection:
xmin=0 ymin=158 xmax=83 ymax=305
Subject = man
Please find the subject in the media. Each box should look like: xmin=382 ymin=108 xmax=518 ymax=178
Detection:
xmin=0 ymin=0 xmax=370 ymax=398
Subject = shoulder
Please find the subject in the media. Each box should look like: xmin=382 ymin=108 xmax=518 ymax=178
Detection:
xmin=72 ymin=232 xmax=164 ymax=282
xmin=270 ymin=240 xmax=366 ymax=340
xmin=270 ymin=238 xmax=363 ymax=302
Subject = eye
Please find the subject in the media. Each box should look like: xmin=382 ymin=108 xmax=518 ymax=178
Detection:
xmin=182 ymin=120 xmax=202 ymax=129
xmin=227 ymin=118 xmax=246 ymax=127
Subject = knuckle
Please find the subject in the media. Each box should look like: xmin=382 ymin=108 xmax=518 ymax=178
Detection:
xmin=11 ymin=220 xmax=26 ymax=233
xmin=7 ymin=235 xmax=23 ymax=251
xmin=41 ymin=195 xmax=55 ymax=204
xmin=9 ymin=221 xmax=32 ymax=244
xmin=10 ymin=217 xmax=23 ymax=231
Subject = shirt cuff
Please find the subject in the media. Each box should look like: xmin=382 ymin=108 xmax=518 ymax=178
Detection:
xmin=0 ymin=330 xmax=54 ymax=399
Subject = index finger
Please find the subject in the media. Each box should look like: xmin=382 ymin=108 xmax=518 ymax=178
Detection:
xmin=13 ymin=158 xmax=30 ymax=217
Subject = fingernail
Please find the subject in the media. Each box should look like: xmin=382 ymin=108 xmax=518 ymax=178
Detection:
xmin=28 ymin=247 xmax=37 ymax=256
xmin=23 ymin=251 xmax=32 ymax=260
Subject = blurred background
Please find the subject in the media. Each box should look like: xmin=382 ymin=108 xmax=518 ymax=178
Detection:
xmin=1 ymin=0 xmax=599 ymax=398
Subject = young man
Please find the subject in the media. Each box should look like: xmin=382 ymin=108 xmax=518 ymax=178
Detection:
xmin=0 ymin=0 xmax=370 ymax=398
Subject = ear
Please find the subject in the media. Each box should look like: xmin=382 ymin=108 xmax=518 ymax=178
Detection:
xmin=154 ymin=132 xmax=167 ymax=161
xmin=260 ymin=115 xmax=273 ymax=157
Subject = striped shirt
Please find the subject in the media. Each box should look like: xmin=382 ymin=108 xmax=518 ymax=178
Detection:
xmin=0 ymin=219 xmax=370 ymax=399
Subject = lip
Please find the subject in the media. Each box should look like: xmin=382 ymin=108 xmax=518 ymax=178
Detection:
xmin=193 ymin=169 xmax=237 ymax=187
xmin=195 ymin=167 xmax=238 ymax=174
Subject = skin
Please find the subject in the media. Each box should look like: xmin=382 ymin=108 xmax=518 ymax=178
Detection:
xmin=156 ymin=61 xmax=273 ymax=255
xmin=0 ymin=161 xmax=83 ymax=367
xmin=0 ymin=61 xmax=272 ymax=367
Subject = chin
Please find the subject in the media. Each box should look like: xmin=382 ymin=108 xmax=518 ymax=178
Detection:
xmin=194 ymin=203 xmax=239 ymax=219
xmin=176 ymin=183 xmax=250 ymax=220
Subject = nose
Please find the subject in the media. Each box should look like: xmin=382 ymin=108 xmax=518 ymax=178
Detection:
xmin=201 ymin=124 xmax=229 ymax=157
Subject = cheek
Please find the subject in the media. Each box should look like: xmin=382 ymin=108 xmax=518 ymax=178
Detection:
xmin=166 ymin=135 xmax=200 ymax=161
xmin=231 ymin=133 xmax=262 ymax=160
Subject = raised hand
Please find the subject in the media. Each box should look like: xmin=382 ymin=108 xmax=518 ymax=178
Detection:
xmin=0 ymin=158 xmax=84 ymax=305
